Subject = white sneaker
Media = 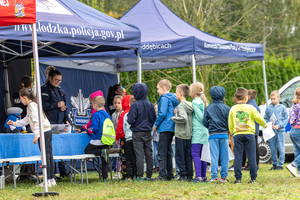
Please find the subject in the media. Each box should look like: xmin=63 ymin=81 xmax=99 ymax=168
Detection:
xmin=112 ymin=172 xmax=121 ymax=180
xmin=37 ymin=180 xmax=53 ymax=188
xmin=286 ymin=164 xmax=298 ymax=177
xmin=50 ymin=179 xmax=57 ymax=187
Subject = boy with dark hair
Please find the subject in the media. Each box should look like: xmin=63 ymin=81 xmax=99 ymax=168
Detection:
xmin=229 ymin=87 xmax=267 ymax=184
xmin=264 ymin=90 xmax=288 ymax=170
xmin=154 ymin=79 xmax=179 ymax=181
xmin=171 ymin=84 xmax=194 ymax=181
xmin=203 ymin=86 xmax=230 ymax=183
xmin=127 ymin=83 xmax=156 ymax=181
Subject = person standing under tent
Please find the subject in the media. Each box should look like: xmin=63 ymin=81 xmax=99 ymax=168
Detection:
xmin=41 ymin=67 xmax=71 ymax=178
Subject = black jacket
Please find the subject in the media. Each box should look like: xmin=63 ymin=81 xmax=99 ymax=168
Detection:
xmin=41 ymin=82 xmax=71 ymax=125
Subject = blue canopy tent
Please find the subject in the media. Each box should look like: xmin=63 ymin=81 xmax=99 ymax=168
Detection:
xmin=40 ymin=0 xmax=268 ymax=104
xmin=0 ymin=0 xmax=141 ymax=126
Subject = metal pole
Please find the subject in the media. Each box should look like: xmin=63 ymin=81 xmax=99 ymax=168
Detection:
xmin=31 ymin=23 xmax=48 ymax=192
xmin=262 ymin=60 xmax=268 ymax=107
xmin=3 ymin=62 xmax=12 ymax=110
xmin=192 ymin=54 xmax=196 ymax=83
xmin=137 ymin=50 xmax=142 ymax=83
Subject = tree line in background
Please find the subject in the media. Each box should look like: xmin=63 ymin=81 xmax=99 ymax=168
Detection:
xmin=78 ymin=0 xmax=300 ymax=107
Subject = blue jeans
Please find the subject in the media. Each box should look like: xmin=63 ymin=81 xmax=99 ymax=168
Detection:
xmin=234 ymin=134 xmax=257 ymax=181
xmin=209 ymin=138 xmax=229 ymax=179
xmin=290 ymin=128 xmax=300 ymax=172
xmin=269 ymin=130 xmax=285 ymax=167
xmin=158 ymin=132 xmax=174 ymax=179
xmin=153 ymin=141 xmax=159 ymax=167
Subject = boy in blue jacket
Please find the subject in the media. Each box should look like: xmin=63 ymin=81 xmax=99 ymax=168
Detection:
xmin=154 ymin=79 xmax=179 ymax=181
xmin=203 ymin=86 xmax=230 ymax=183
xmin=84 ymin=96 xmax=110 ymax=182
xmin=127 ymin=83 xmax=156 ymax=181
xmin=264 ymin=90 xmax=288 ymax=170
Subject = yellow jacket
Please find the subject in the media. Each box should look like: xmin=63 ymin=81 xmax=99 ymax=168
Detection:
xmin=229 ymin=104 xmax=267 ymax=136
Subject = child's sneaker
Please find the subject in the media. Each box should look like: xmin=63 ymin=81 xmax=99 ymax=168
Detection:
xmin=219 ymin=178 xmax=229 ymax=183
xmin=269 ymin=165 xmax=277 ymax=170
xmin=135 ymin=177 xmax=143 ymax=182
xmin=248 ymin=180 xmax=256 ymax=183
xmin=178 ymin=176 xmax=187 ymax=181
xmin=112 ymin=172 xmax=121 ymax=179
xmin=275 ymin=166 xmax=283 ymax=170
xmin=143 ymin=177 xmax=152 ymax=181
xmin=234 ymin=180 xmax=241 ymax=184
xmin=228 ymin=165 xmax=234 ymax=171
xmin=201 ymin=177 xmax=208 ymax=183
xmin=193 ymin=177 xmax=201 ymax=183
xmin=50 ymin=179 xmax=56 ymax=187
xmin=208 ymin=178 xmax=218 ymax=182
xmin=286 ymin=164 xmax=298 ymax=177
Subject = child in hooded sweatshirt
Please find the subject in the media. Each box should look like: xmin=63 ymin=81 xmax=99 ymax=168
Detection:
xmin=116 ymin=95 xmax=133 ymax=179
xmin=127 ymin=83 xmax=156 ymax=181
xmin=172 ymin=84 xmax=194 ymax=181
xmin=264 ymin=90 xmax=288 ymax=170
xmin=111 ymin=95 xmax=123 ymax=179
xmin=189 ymin=82 xmax=209 ymax=183
xmin=154 ymin=79 xmax=179 ymax=181
xmin=203 ymin=86 xmax=230 ymax=183
xmin=123 ymin=96 xmax=137 ymax=180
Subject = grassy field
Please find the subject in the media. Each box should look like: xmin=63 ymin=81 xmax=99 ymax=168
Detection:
xmin=1 ymin=163 xmax=300 ymax=200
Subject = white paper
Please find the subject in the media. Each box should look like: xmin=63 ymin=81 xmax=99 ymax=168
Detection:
xmin=257 ymin=136 xmax=263 ymax=144
xmin=262 ymin=122 xmax=275 ymax=142
xmin=201 ymin=143 xmax=211 ymax=163
xmin=270 ymin=113 xmax=277 ymax=125
xmin=228 ymin=146 xmax=235 ymax=161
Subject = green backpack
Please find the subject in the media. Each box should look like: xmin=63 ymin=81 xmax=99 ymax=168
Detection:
xmin=101 ymin=117 xmax=116 ymax=145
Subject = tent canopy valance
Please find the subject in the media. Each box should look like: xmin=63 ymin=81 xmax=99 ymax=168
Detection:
xmin=0 ymin=0 xmax=141 ymax=63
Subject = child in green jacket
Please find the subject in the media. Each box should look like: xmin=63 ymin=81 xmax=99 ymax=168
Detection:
xmin=190 ymin=82 xmax=209 ymax=182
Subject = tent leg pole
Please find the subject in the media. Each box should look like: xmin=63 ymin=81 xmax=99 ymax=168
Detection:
xmin=262 ymin=60 xmax=268 ymax=107
xmin=31 ymin=23 xmax=58 ymax=197
xmin=192 ymin=54 xmax=196 ymax=83
xmin=117 ymin=73 xmax=120 ymax=84
xmin=137 ymin=50 xmax=142 ymax=83
xmin=3 ymin=62 xmax=12 ymax=110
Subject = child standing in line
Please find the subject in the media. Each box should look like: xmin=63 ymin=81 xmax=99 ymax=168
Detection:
xmin=84 ymin=96 xmax=111 ymax=182
xmin=153 ymin=103 xmax=159 ymax=173
xmin=286 ymin=87 xmax=300 ymax=177
xmin=190 ymin=82 xmax=209 ymax=183
xmin=264 ymin=90 xmax=288 ymax=170
xmin=172 ymin=84 xmax=194 ymax=181
xmin=154 ymin=79 xmax=179 ymax=181
xmin=7 ymin=88 xmax=56 ymax=187
xmin=203 ymin=86 xmax=230 ymax=183
xmin=123 ymin=96 xmax=137 ymax=180
xmin=127 ymin=83 xmax=156 ymax=181
xmin=229 ymin=87 xmax=267 ymax=184
xmin=116 ymin=95 xmax=133 ymax=179
xmin=111 ymin=95 xmax=123 ymax=179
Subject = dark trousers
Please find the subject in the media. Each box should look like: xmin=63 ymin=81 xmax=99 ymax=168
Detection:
xmin=132 ymin=131 xmax=153 ymax=178
xmin=125 ymin=140 xmax=137 ymax=179
xmin=84 ymin=143 xmax=109 ymax=179
xmin=234 ymin=134 xmax=257 ymax=181
xmin=38 ymin=130 xmax=55 ymax=179
xmin=158 ymin=132 xmax=174 ymax=179
xmin=175 ymin=137 xmax=193 ymax=179
xmin=242 ymin=136 xmax=260 ymax=167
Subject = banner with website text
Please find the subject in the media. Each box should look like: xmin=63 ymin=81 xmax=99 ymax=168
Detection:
xmin=0 ymin=0 xmax=36 ymax=27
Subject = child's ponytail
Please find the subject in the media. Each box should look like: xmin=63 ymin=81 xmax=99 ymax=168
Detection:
xmin=293 ymin=87 xmax=300 ymax=104
xmin=19 ymin=88 xmax=37 ymax=103
xmin=190 ymin=82 xmax=209 ymax=108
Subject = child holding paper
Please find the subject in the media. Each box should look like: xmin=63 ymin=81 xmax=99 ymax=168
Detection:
xmin=264 ymin=90 xmax=288 ymax=170
xmin=229 ymin=87 xmax=267 ymax=183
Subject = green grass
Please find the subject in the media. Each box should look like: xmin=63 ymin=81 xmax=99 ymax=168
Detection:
xmin=1 ymin=163 xmax=300 ymax=200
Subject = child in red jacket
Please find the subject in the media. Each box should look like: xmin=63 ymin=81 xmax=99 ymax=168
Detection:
xmin=116 ymin=95 xmax=133 ymax=179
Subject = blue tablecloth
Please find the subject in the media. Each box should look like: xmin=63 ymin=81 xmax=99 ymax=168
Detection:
xmin=0 ymin=133 xmax=92 ymax=159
